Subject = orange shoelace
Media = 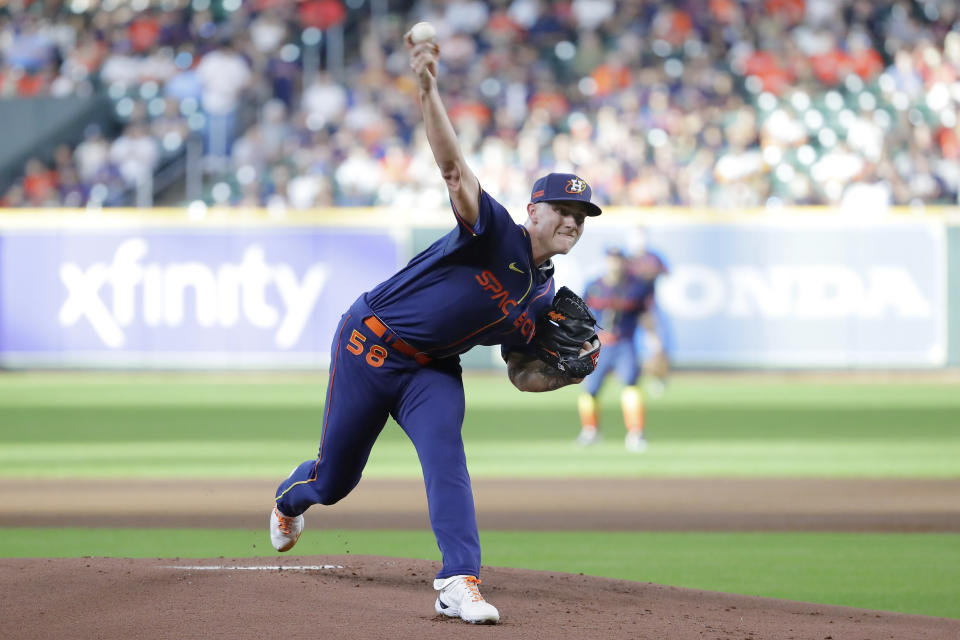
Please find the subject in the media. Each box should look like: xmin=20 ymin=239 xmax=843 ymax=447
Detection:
xmin=464 ymin=576 xmax=484 ymax=602
xmin=275 ymin=508 xmax=293 ymax=534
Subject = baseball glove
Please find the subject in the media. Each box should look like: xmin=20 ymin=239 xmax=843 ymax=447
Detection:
xmin=646 ymin=351 xmax=670 ymax=379
xmin=533 ymin=286 xmax=601 ymax=378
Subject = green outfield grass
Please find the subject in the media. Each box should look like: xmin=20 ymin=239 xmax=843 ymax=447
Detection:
xmin=0 ymin=372 xmax=958 ymax=478
xmin=1 ymin=527 xmax=957 ymax=619
xmin=1 ymin=372 xmax=959 ymax=619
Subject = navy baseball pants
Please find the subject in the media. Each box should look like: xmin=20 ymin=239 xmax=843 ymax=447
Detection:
xmin=274 ymin=296 xmax=481 ymax=579
xmin=584 ymin=338 xmax=639 ymax=396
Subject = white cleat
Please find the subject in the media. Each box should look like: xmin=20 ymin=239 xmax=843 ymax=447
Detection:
xmin=575 ymin=429 xmax=601 ymax=446
xmin=434 ymin=575 xmax=500 ymax=624
xmin=270 ymin=506 xmax=304 ymax=552
xmin=625 ymin=432 xmax=648 ymax=453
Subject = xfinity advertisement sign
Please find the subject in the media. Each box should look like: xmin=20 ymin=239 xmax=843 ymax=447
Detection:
xmin=558 ymin=221 xmax=946 ymax=367
xmin=59 ymin=239 xmax=330 ymax=349
xmin=0 ymin=228 xmax=399 ymax=367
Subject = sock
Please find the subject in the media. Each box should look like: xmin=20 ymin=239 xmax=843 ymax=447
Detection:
xmin=621 ymin=385 xmax=644 ymax=436
xmin=578 ymin=393 xmax=598 ymax=433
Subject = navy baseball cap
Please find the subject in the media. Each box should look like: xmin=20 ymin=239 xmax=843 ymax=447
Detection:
xmin=530 ymin=173 xmax=602 ymax=216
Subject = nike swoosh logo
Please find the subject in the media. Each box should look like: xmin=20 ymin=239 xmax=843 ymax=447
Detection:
xmin=508 ymin=262 xmax=525 ymax=274
xmin=437 ymin=597 xmax=451 ymax=610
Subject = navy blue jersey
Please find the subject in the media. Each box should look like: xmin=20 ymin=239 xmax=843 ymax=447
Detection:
xmin=583 ymin=275 xmax=654 ymax=343
xmin=366 ymin=189 xmax=556 ymax=359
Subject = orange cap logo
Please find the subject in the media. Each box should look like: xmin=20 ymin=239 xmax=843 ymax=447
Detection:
xmin=565 ymin=178 xmax=588 ymax=194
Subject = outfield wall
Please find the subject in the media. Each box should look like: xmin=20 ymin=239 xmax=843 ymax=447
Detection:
xmin=0 ymin=207 xmax=956 ymax=370
xmin=949 ymin=225 xmax=960 ymax=367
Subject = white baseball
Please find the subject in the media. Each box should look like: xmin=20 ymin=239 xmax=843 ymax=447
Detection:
xmin=410 ymin=21 xmax=436 ymax=44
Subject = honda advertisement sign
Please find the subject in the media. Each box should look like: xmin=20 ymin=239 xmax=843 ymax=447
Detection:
xmin=555 ymin=220 xmax=946 ymax=368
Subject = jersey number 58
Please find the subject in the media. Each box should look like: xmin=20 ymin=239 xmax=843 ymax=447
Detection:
xmin=345 ymin=329 xmax=388 ymax=368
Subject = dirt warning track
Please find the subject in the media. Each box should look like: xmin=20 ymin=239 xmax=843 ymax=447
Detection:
xmin=2 ymin=476 xmax=958 ymax=531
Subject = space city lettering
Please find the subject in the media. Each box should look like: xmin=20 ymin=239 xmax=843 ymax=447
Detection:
xmin=475 ymin=269 xmax=518 ymax=315
xmin=474 ymin=270 xmax=535 ymax=339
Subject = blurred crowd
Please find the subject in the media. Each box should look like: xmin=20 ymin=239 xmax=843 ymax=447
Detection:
xmin=1 ymin=0 xmax=959 ymax=211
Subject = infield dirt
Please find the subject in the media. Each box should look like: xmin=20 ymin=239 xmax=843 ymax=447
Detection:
xmin=2 ymin=556 xmax=958 ymax=640
xmin=2 ymin=476 xmax=958 ymax=639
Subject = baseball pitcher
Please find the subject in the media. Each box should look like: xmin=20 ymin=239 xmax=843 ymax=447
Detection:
xmin=269 ymin=27 xmax=602 ymax=625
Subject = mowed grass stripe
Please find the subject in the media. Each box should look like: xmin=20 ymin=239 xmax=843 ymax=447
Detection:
xmin=0 ymin=373 xmax=958 ymax=478
xmin=2 ymin=372 xmax=960 ymax=409
xmin=0 ymin=437 xmax=957 ymax=478
xmin=3 ymin=404 xmax=959 ymax=443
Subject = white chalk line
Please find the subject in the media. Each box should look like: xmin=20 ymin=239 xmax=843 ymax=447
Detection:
xmin=163 ymin=565 xmax=344 ymax=571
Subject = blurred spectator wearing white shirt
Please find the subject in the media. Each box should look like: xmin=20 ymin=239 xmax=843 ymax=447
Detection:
xmin=74 ymin=125 xmax=111 ymax=184
xmin=302 ymin=72 xmax=347 ymax=130
xmin=195 ymin=41 xmax=252 ymax=167
xmin=250 ymin=10 xmax=288 ymax=56
xmin=109 ymin=122 xmax=158 ymax=188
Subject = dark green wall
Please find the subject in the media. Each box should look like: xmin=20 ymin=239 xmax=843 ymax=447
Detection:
xmin=0 ymin=94 xmax=115 ymax=192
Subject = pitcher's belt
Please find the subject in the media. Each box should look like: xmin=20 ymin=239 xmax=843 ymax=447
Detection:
xmin=363 ymin=316 xmax=433 ymax=365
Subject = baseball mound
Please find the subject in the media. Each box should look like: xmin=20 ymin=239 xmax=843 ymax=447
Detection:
xmin=3 ymin=555 xmax=957 ymax=640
